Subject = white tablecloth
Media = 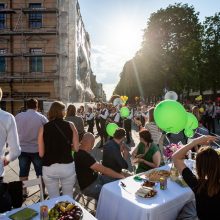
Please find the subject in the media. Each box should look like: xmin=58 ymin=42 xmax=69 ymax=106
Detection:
xmin=96 ymin=163 xmax=195 ymax=220
xmin=1 ymin=195 xmax=96 ymax=220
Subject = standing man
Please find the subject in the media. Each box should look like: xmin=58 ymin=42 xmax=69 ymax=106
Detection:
xmin=99 ymin=103 xmax=109 ymax=148
xmin=15 ymin=98 xmax=48 ymax=195
xmin=0 ymin=88 xmax=21 ymax=181
xmin=86 ymin=107 xmax=95 ymax=134
xmin=95 ymin=103 xmax=101 ymax=136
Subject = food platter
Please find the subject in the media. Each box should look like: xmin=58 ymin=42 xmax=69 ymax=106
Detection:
xmin=135 ymin=186 xmax=157 ymax=198
xmin=141 ymin=180 xmax=156 ymax=188
xmin=145 ymin=170 xmax=170 ymax=182
xmin=49 ymin=201 xmax=83 ymax=220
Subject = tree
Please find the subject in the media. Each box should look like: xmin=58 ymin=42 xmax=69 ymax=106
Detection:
xmin=203 ymin=13 xmax=220 ymax=98
xmin=114 ymin=3 xmax=203 ymax=100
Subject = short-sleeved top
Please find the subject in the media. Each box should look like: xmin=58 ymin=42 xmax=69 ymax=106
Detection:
xmin=182 ymin=167 xmax=220 ymax=220
xmin=74 ymin=149 xmax=98 ymax=190
xmin=136 ymin=142 xmax=160 ymax=174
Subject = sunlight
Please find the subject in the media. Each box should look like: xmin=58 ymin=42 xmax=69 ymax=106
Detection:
xmin=107 ymin=21 xmax=142 ymax=58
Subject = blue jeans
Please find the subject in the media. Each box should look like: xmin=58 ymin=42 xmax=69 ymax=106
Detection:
xmin=18 ymin=152 xmax=42 ymax=177
xmin=82 ymin=175 xmax=117 ymax=201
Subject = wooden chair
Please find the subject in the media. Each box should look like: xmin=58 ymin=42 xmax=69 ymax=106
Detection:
xmin=23 ymin=176 xmax=44 ymax=202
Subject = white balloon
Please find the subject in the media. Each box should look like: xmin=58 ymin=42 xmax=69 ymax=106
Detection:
xmin=164 ymin=91 xmax=178 ymax=101
xmin=113 ymin=98 xmax=123 ymax=107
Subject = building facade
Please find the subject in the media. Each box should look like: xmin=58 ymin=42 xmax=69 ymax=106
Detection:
xmin=0 ymin=0 xmax=100 ymax=114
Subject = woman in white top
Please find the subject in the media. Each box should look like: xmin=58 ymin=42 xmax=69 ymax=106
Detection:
xmin=145 ymin=107 xmax=162 ymax=145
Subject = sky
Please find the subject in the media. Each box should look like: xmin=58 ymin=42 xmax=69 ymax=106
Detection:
xmin=78 ymin=0 xmax=220 ymax=100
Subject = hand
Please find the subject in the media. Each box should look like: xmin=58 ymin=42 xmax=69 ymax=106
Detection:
xmin=195 ymin=135 xmax=217 ymax=145
xmin=135 ymin=154 xmax=145 ymax=158
xmin=3 ymin=158 xmax=9 ymax=166
xmin=133 ymin=158 xmax=144 ymax=164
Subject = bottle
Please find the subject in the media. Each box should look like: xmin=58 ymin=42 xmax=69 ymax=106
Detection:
xmin=40 ymin=205 xmax=49 ymax=220
xmin=160 ymin=177 xmax=167 ymax=190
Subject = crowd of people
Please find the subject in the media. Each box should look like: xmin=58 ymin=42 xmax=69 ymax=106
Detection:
xmin=0 ymin=86 xmax=220 ymax=219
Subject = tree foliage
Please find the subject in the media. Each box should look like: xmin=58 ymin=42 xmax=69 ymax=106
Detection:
xmin=114 ymin=4 xmax=220 ymax=101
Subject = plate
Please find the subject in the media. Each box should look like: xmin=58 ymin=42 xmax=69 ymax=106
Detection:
xmin=145 ymin=170 xmax=170 ymax=182
xmin=135 ymin=186 xmax=157 ymax=198
xmin=49 ymin=201 xmax=83 ymax=220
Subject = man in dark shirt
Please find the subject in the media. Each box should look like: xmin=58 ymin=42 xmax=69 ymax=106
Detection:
xmin=74 ymin=132 xmax=124 ymax=200
xmin=102 ymin=128 xmax=129 ymax=173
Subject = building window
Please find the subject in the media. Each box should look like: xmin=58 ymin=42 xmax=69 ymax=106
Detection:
xmin=30 ymin=48 xmax=43 ymax=72
xmin=29 ymin=3 xmax=42 ymax=28
xmin=0 ymin=4 xmax=5 ymax=29
xmin=0 ymin=49 xmax=6 ymax=73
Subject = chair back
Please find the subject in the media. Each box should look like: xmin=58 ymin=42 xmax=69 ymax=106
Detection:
xmin=23 ymin=176 xmax=44 ymax=202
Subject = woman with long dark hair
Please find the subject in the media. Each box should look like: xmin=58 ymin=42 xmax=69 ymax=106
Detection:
xmin=132 ymin=129 xmax=161 ymax=174
xmin=172 ymin=135 xmax=220 ymax=220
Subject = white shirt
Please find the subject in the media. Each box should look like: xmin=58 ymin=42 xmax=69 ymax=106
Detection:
xmin=100 ymin=108 xmax=109 ymax=120
xmin=86 ymin=112 xmax=95 ymax=121
xmin=109 ymin=112 xmax=120 ymax=123
xmin=0 ymin=109 xmax=21 ymax=177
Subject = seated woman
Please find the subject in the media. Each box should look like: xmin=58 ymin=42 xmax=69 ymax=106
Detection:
xmin=132 ymin=129 xmax=161 ymax=174
xmin=172 ymin=135 xmax=220 ymax=220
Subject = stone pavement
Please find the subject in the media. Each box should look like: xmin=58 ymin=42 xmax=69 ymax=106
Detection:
xmin=3 ymin=126 xmax=140 ymax=214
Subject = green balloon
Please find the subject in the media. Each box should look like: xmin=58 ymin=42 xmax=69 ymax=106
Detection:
xmin=120 ymin=107 xmax=130 ymax=118
xmin=184 ymin=129 xmax=194 ymax=138
xmin=185 ymin=113 xmax=198 ymax=130
xmin=106 ymin=123 xmax=119 ymax=137
xmin=154 ymin=100 xmax=187 ymax=133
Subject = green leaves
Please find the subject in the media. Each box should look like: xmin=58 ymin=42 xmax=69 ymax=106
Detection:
xmin=114 ymin=4 xmax=219 ymax=101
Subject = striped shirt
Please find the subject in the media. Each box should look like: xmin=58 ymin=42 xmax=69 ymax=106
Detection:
xmin=145 ymin=122 xmax=162 ymax=145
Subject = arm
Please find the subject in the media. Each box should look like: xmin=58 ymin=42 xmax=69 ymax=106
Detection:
xmin=91 ymin=162 xmax=124 ymax=179
xmin=172 ymin=135 xmax=217 ymax=174
xmin=114 ymin=113 xmax=120 ymax=123
xmin=5 ymin=115 xmax=21 ymax=163
xmin=38 ymin=126 xmax=45 ymax=157
xmin=113 ymin=147 xmax=128 ymax=169
xmin=69 ymin=122 xmax=79 ymax=152
xmin=138 ymin=151 xmax=161 ymax=169
xmin=100 ymin=109 xmax=109 ymax=120
xmin=131 ymin=145 xmax=139 ymax=158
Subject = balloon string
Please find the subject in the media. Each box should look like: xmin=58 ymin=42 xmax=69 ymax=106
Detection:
xmin=165 ymin=134 xmax=171 ymax=145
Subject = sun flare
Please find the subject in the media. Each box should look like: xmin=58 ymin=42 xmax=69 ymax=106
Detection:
xmin=107 ymin=21 xmax=142 ymax=58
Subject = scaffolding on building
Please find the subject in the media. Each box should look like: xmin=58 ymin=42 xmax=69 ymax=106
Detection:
xmin=0 ymin=0 xmax=61 ymax=113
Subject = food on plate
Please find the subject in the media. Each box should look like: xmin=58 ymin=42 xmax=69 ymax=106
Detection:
xmin=142 ymin=180 xmax=155 ymax=187
xmin=145 ymin=170 xmax=170 ymax=182
xmin=136 ymin=186 xmax=157 ymax=198
xmin=49 ymin=201 xmax=83 ymax=220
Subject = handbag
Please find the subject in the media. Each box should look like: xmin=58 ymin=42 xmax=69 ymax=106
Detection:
xmin=0 ymin=182 xmax=12 ymax=213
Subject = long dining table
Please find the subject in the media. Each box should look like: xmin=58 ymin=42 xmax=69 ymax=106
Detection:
xmin=96 ymin=161 xmax=195 ymax=220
